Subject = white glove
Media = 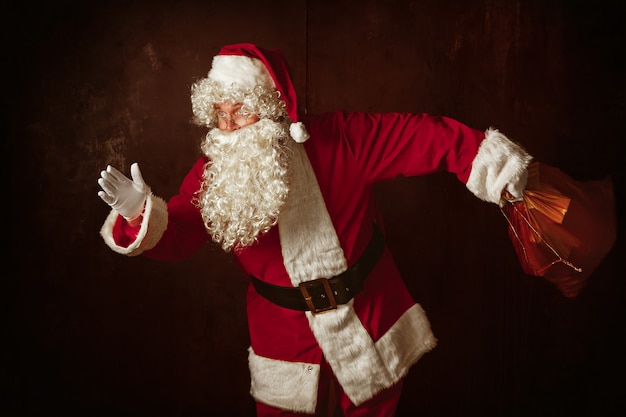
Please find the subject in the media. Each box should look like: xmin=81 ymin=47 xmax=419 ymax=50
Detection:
xmin=98 ymin=163 xmax=148 ymax=223
xmin=505 ymin=168 xmax=528 ymax=202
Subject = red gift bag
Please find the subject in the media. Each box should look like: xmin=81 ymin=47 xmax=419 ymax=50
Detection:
xmin=501 ymin=162 xmax=616 ymax=298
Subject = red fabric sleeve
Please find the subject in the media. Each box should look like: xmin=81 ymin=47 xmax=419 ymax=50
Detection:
xmin=142 ymin=157 xmax=212 ymax=261
xmin=112 ymin=216 xmax=141 ymax=248
xmin=333 ymin=112 xmax=484 ymax=184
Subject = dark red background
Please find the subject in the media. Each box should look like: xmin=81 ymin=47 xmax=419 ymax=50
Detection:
xmin=4 ymin=1 xmax=624 ymax=416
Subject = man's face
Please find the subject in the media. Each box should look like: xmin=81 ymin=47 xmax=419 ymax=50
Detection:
xmin=214 ymin=102 xmax=260 ymax=131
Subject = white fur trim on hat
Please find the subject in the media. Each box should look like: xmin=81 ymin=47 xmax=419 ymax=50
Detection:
xmin=289 ymin=122 xmax=310 ymax=143
xmin=208 ymin=55 xmax=275 ymax=91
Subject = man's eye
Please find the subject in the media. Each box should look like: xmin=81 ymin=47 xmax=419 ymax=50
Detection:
xmin=218 ymin=111 xmax=226 ymax=117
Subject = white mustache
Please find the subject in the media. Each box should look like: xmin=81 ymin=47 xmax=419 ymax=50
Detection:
xmin=206 ymin=128 xmax=240 ymax=147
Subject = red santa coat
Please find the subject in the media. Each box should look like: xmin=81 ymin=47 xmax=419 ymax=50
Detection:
xmin=100 ymin=111 xmax=530 ymax=413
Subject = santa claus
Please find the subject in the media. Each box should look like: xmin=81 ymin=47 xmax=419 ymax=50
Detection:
xmin=98 ymin=43 xmax=531 ymax=416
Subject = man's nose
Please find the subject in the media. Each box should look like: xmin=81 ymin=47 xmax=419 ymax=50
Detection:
xmin=222 ymin=116 xmax=240 ymax=131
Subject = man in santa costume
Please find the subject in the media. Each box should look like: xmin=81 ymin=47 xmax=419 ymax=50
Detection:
xmin=97 ymin=43 xmax=531 ymax=416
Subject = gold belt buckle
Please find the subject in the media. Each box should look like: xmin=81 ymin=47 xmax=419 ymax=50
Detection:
xmin=299 ymin=278 xmax=337 ymax=314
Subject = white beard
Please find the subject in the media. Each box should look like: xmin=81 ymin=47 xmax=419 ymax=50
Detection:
xmin=196 ymin=119 xmax=292 ymax=252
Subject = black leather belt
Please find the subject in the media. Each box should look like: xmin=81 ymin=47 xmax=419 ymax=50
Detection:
xmin=250 ymin=224 xmax=385 ymax=314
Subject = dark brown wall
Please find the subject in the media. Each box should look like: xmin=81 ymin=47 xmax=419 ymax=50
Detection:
xmin=5 ymin=1 xmax=624 ymax=416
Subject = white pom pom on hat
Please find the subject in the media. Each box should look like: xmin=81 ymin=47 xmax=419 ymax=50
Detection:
xmin=289 ymin=121 xmax=310 ymax=143
xmin=208 ymin=43 xmax=309 ymax=143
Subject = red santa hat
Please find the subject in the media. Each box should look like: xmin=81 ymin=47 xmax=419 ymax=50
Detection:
xmin=208 ymin=43 xmax=309 ymax=143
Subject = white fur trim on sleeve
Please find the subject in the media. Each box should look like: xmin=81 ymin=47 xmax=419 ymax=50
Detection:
xmin=466 ymin=128 xmax=533 ymax=204
xmin=99 ymin=193 xmax=168 ymax=256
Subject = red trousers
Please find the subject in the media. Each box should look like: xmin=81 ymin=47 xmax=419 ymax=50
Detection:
xmin=255 ymin=357 xmax=404 ymax=417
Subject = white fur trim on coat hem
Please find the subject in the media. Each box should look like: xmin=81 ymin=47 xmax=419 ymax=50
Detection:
xmin=466 ymin=128 xmax=532 ymax=204
xmin=248 ymin=348 xmax=320 ymax=414
xmin=99 ymin=194 xmax=168 ymax=256
xmin=248 ymin=304 xmax=436 ymax=411
xmin=309 ymin=302 xmax=436 ymax=406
